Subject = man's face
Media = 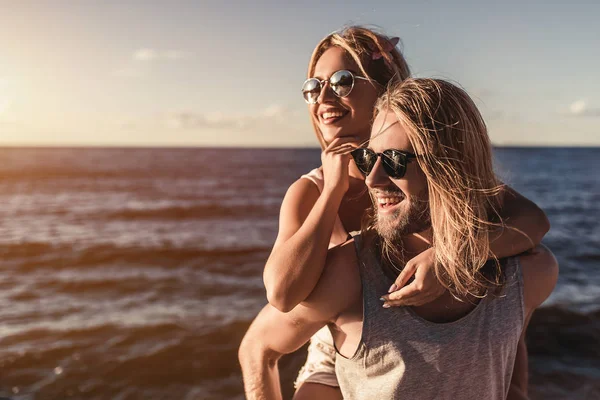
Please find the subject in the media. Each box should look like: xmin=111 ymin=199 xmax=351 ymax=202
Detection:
xmin=365 ymin=110 xmax=431 ymax=241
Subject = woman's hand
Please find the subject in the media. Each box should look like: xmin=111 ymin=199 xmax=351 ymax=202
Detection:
xmin=380 ymin=247 xmax=446 ymax=307
xmin=321 ymin=136 xmax=359 ymax=196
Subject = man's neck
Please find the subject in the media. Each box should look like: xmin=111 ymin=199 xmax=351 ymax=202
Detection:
xmin=400 ymin=229 xmax=433 ymax=259
xmin=376 ymin=229 xmax=433 ymax=281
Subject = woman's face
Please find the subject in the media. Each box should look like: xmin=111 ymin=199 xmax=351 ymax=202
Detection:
xmin=310 ymin=47 xmax=380 ymax=145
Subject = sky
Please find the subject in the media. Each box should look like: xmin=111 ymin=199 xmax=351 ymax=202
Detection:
xmin=0 ymin=0 xmax=599 ymax=147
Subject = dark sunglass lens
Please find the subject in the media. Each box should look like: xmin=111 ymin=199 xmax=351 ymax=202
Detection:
xmin=330 ymin=70 xmax=354 ymax=97
xmin=351 ymin=148 xmax=375 ymax=176
xmin=302 ymin=79 xmax=321 ymax=103
xmin=382 ymin=150 xmax=407 ymax=178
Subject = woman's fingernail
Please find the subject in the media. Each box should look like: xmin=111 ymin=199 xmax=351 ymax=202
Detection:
xmin=388 ymin=284 xmax=398 ymax=293
xmin=380 ymin=297 xmax=386 ymax=302
xmin=382 ymin=303 xmax=391 ymax=308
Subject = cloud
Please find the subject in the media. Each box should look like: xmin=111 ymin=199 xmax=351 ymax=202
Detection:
xmin=263 ymin=104 xmax=286 ymax=118
xmin=567 ymin=99 xmax=600 ymax=117
xmin=132 ymin=48 xmax=192 ymax=62
xmin=113 ymin=66 xmax=147 ymax=78
xmin=114 ymin=49 xmax=191 ymax=78
xmin=133 ymin=48 xmax=157 ymax=61
xmin=570 ymin=100 xmax=586 ymax=114
xmin=165 ymin=105 xmax=298 ymax=130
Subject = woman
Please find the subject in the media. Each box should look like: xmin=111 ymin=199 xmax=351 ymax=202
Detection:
xmin=240 ymin=26 xmax=549 ymax=400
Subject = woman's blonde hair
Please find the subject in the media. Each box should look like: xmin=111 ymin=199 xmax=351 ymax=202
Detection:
xmin=307 ymin=26 xmax=411 ymax=148
xmin=368 ymin=78 xmax=505 ymax=299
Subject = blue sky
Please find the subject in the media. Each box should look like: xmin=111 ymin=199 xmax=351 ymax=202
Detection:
xmin=0 ymin=0 xmax=598 ymax=146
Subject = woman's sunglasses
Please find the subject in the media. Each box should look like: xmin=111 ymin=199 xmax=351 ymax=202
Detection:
xmin=351 ymin=148 xmax=417 ymax=179
xmin=301 ymin=69 xmax=371 ymax=104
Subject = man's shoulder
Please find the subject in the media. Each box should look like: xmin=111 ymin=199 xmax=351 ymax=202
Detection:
xmin=322 ymin=237 xmax=361 ymax=291
xmin=327 ymin=236 xmax=359 ymax=268
xmin=302 ymin=237 xmax=361 ymax=318
xmin=516 ymin=244 xmax=559 ymax=311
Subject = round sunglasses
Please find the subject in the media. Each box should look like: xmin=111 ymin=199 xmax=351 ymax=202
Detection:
xmin=301 ymin=69 xmax=371 ymax=104
xmin=351 ymin=148 xmax=417 ymax=179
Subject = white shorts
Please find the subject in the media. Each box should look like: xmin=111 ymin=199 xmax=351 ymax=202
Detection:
xmin=294 ymin=326 xmax=339 ymax=388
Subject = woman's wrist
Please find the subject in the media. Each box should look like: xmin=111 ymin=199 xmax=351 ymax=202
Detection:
xmin=322 ymin=182 xmax=347 ymax=200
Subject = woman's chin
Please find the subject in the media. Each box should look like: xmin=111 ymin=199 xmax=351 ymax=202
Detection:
xmin=321 ymin=129 xmax=365 ymax=144
xmin=321 ymin=129 xmax=344 ymax=144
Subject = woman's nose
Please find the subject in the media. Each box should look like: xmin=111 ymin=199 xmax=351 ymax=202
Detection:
xmin=316 ymin=81 xmax=335 ymax=104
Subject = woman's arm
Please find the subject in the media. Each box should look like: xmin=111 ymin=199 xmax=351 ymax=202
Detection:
xmin=490 ymin=186 xmax=550 ymax=257
xmin=263 ymin=179 xmax=344 ymax=312
xmin=263 ymin=137 xmax=356 ymax=312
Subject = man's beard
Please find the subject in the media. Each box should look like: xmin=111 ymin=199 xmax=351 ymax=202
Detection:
xmin=372 ymin=190 xmax=431 ymax=242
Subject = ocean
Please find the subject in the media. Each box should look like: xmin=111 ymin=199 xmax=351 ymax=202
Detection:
xmin=0 ymin=147 xmax=598 ymax=400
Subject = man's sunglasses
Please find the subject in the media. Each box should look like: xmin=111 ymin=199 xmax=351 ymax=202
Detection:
xmin=301 ymin=69 xmax=371 ymax=104
xmin=351 ymin=148 xmax=417 ymax=179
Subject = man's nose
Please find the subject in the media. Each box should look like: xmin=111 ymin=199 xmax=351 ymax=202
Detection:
xmin=365 ymin=157 xmax=390 ymax=189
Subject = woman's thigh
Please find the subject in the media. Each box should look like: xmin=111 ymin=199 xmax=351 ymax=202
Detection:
xmin=293 ymin=326 xmax=341 ymax=399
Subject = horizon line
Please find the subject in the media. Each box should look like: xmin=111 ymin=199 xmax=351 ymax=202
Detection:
xmin=0 ymin=143 xmax=599 ymax=150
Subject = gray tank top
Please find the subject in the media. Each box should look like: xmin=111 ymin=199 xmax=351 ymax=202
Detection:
xmin=335 ymin=234 xmax=525 ymax=400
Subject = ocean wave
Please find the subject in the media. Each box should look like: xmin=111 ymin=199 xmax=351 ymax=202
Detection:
xmin=103 ymin=203 xmax=278 ymax=220
xmin=0 ymin=169 xmax=144 ymax=183
xmin=0 ymin=242 xmax=271 ymax=269
xmin=0 ymin=320 xmax=248 ymax=399
xmin=572 ymin=252 xmax=600 ymax=263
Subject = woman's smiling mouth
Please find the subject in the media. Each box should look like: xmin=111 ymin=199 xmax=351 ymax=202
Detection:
xmin=319 ymin=108 xmax=349 ymax=125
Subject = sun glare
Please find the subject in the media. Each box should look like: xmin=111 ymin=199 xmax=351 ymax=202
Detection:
xmin=0 ymin=78 xmax=16 ymax=122
xmin=0 ymin=97 xmax=11 ymax=116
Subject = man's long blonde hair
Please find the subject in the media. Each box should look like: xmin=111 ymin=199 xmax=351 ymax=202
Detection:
xmin=307 ymin=26 xmax=411 ymax=148
xmin=370 ymin=78 xmax=505 ymax=299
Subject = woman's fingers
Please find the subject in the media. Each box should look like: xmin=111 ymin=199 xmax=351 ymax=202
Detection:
xmin=379 ymin=253 xmax=446 ymax=308
xmin=324 ymin=136 xmax=360 ymax=152
xmin=379 ymin=247 xmax=444 ymax=307
xmin=380 ymin=279 xmax=446 ymax=307
xmin=392 ymin=288 xmax=441 ymax=307
xmin=388 ymin=262 xmax=418 ymax=293
xmin=382 ymin=297 xmax=434 ymax=308
xmin=380 ymin=286 xmax=437 ymax=308
xmin=380 ymin=281 xmax=420 ymax=303
xmin=331 ymin=144 xmax=356 ymax=155
xmin=320 ymin=136 xmax=360 ymax=194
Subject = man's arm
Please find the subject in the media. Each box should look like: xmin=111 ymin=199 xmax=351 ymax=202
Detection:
xmin=239 ymin=240 xmax=360 ymax=400
xmin=511 ymin=244 xmax=559 ymax=400
xmin=239 ymin=304 xmax=328 ymax=400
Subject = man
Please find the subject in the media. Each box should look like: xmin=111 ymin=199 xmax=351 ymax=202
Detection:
xmin=239 ymin=79 xmax=558 ymax=400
